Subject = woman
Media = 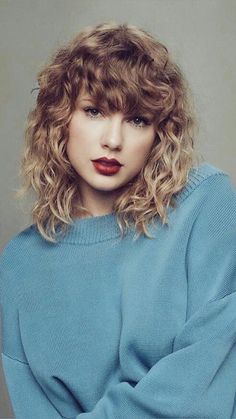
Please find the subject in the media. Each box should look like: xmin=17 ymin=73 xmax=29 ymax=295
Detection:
xmin=1 ymin=21 xmax=236 ymax=418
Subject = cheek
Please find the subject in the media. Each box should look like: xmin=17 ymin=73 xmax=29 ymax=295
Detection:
xmin=133 ymin=135 xmax=155 ymax=158
xmin=67 ymin=122 xmax=86 ymax=154
xmin=68 ymin=118 xmax=99 ymax=153
xmin=130 ymin=136 xmax=155 ymax=169
xmin=126 ymin=147 xmax=150 ymax=173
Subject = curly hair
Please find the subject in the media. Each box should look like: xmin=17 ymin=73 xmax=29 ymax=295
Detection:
xmin=15 ymin=21 xmax=202 ymax=243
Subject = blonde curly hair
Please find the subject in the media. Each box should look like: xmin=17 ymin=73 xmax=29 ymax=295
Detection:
xmin=15 ymin=21 xmax=202 ymax=243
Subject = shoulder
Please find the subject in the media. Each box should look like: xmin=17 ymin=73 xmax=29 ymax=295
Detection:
xmin=165 ymin=161 xmax=236 ymax=236
xmin=0 ymin=224 xmax=40 ymax=274
xmin=0 ymin=224 xmax=42 ymax=304
xmin=175 ymin=161 xmax=235 ymax=205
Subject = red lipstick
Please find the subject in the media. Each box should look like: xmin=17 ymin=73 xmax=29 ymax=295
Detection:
xmin=91 ymin=157 xmax=123 ymax=175
xmin=92 ymin=157 xmax=122 ymax=166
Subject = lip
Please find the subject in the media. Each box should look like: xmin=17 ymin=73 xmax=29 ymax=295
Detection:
xmin=91 ymin=157 xmax=123 ymax=166
xmin=92 ymin=161 xmax=122 ymax=175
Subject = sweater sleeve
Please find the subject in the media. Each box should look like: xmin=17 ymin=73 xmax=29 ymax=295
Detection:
xmin=1 ymin=353 xmax=63 ymax=419
xmin=76 ymin=174 xmax=236 ymax=419
xmin=0 ymin=248 xmax=63 ymax=419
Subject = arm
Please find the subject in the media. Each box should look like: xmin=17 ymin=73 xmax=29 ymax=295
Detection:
xmin=1 ymin=352 xmax=63 ymax=419
xmin=76 ymin=174 xmax=236 ymax=419
xmin=0 ymin=248 xmax=63 ymax=419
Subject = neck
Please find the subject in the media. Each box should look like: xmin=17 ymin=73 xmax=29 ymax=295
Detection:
xmin=77 ymin=180 xmax=128 ymax=218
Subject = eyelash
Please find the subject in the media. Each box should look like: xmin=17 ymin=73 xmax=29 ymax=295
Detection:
xmin=83 ymin=107 xmax=150 ymax=128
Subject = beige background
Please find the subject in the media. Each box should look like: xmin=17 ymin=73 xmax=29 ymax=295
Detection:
xmin=0 ymin=0 xmax=236 ymax=416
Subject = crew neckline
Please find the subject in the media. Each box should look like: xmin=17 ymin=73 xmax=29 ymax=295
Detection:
xmin=57 ymin=212 xmax=125 ymax=245
xmin=52 ymin=162 xmax=227 ymax=245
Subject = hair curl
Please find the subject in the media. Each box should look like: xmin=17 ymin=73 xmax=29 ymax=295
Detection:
xmin=15 ymin=21 xmax=202 ymax=243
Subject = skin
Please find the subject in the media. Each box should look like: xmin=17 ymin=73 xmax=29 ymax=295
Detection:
xmin=66 ymin=91 xmax=156 ymax=217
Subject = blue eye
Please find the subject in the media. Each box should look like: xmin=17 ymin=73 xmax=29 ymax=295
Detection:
xmin=84 ymin=107 xmax=101 ymax=117
xmin=131 ymin=116 xmax=150 ymax=128
xmin=84 ymin=107 xmax=150 ymax=128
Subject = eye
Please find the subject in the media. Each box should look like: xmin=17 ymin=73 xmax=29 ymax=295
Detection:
xmin=130 ymin=116 xmax=151 ymax=128
xmin=84 ymin=107 xmax=101 ymax=118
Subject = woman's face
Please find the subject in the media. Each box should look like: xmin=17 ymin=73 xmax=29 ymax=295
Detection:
xmin=66 ymin=91 xmax=156 ymax=210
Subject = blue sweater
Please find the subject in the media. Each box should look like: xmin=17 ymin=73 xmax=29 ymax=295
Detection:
xmin=1 ymin=162 xmax=236 ymax=419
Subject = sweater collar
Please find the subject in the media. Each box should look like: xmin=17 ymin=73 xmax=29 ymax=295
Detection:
xmin=54 ymin=162 xmax=219 ymax=245
xmin=57 ymin=212 xmax=125 ymax=245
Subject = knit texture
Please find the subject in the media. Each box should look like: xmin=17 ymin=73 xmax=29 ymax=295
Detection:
xmin=1 ymin=161 xmax=236 ymax=419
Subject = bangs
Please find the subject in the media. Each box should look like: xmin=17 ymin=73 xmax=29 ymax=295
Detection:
xmin=74 ymin=50 xmax=161 ymax=120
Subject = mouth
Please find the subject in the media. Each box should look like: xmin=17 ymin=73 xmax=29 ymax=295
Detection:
xmin=91 ymin=157 xmax=123 ymax=167
xmin=91 ymin=160 xmax=122 ymax=175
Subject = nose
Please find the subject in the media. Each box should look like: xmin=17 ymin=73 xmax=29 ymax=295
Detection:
xmin=101 ymin=113 xmax=124 ymax=150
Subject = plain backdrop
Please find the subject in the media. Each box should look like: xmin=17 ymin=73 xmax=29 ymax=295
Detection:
xmin=0 ymin=0 xmax=236 ymax=416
